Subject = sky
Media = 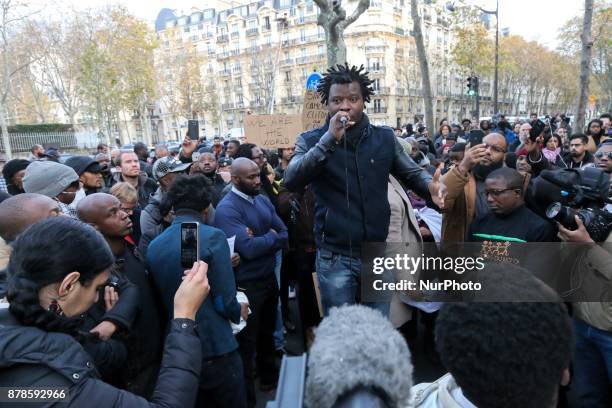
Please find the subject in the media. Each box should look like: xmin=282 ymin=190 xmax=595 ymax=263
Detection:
xmin=39 ymin=0 xmax=585 ymax=50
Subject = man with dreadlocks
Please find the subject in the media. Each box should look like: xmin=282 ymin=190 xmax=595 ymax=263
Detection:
xmin=284 ymin=64 xmax=446 ymax=316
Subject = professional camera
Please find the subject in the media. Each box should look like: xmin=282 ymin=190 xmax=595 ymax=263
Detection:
xmin=534 ymin=167 xmax=612 ymax=242
xmin=546 ymin=202 xmax=612 ymax=242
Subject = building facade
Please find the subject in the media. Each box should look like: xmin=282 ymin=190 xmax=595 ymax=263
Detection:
xmin=154 ymin=0 xmax=508 ymax=139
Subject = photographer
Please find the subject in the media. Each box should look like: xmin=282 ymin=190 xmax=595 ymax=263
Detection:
xmin=556 ymin=155 xmax=612 ymax=406
xmin=0 ymin=217 xmax=209 ymax=407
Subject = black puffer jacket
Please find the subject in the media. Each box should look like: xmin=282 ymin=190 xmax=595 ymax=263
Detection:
xmin=0 ymin=308 xmax=201 ymax=407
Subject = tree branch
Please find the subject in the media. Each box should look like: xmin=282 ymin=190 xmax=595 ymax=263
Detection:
xmin=342 ymin=0 xmax=370 ymax=28
xmin=313 ymin=0 xmax=329 ymax=13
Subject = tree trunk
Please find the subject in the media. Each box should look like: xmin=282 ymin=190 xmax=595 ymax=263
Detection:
xmin=574 ymin=0 xmax=594 ymax=134
xmin=411 ymin=0 xmax=434 ymax=134
xmin=315 ymin=0 xmax=370 ymax=68
xmin=0 ymin=103 xmax=11 ymax=158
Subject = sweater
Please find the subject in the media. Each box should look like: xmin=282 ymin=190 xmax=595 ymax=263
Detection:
xmin=214 ymin=190 xmax=288 ymax=284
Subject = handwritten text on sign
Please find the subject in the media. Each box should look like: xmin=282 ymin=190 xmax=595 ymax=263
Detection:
xmin=244 ymin=114 xmax=303 ymax=148
xmin=302 ymin=90 xmax=328 ymax=131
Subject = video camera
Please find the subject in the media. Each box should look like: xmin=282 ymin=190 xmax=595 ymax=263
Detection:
xmin=535 ymin=167 xmax=612 ymax=241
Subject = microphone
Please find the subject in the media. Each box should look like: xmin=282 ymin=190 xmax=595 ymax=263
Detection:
xmin=340 ymin=116 xmax=348 ymax=126
xmin=304 ymin=305 xmax=413 ymax=408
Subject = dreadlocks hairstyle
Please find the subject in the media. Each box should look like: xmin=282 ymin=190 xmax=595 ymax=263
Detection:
xmin=317 ymin=63 xmax=375 ymax=106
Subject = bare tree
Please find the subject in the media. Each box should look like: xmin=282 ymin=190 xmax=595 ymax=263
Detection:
xmin=27 ymin=17 xmax=85 ymax=126
xmin=574 ymin=0 xmax=594 ymax=133
xmin=411 ymin=0 xmax=434 ymax=134
xmin=314 ymin=0 xmax=370 ymax=67
xmin=0 ymin=0 xmax=39 ymax=158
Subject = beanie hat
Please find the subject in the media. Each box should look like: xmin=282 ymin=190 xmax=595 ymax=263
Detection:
xmin=23 ymin=161 xmax=79 ymax=198
xmin=2 ymin=159 xmax=30 ymax=182
xmin=64 ymin=156 xmax=102 ymax=175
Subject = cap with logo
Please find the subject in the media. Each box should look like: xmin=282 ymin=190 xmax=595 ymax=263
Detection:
xmin=152 ymin=156 xmax=191 ymax=181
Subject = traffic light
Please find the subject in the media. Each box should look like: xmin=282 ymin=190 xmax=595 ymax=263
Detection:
xmin=466 ymin=77 xmax=472 ymax=94
xmin=472 ymin=76 xmax=479 ymax=94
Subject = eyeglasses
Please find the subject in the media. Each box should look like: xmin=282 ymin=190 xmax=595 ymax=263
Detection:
xmin=595 ymin=151 xmax=612 ymax=159
xmin=484 ymin=144 xmax=506 ymax=153
xmin=485 ymin=187 xmax=521 ymax=197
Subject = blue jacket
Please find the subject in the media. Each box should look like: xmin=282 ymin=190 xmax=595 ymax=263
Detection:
xmin=214 ymin=190 xmax=288 ymax=284
xmin=147 ymin=209 xmax=240 ymax=359
xmin=283 ymin=116 xmax=432 ymax=256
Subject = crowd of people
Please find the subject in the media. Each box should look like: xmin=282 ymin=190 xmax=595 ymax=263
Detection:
xmin=0 ymin=63 xmax=611 ymax=407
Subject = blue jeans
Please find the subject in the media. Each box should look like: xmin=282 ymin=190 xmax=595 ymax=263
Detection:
xmin=573 ymin=318 xmax=612 ymax=407
xmin=273 ymin=250 xmax=285 ymax=349
xmin=316 ymin=248 xmax=389 ymax=317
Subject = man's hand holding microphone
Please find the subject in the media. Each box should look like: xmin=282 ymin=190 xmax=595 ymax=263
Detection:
xmin=329 ymin=111 xmax=355 ymax=142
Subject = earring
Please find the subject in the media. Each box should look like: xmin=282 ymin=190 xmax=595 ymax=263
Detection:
xmin=48 ymin=299 xmax=64 ymax=316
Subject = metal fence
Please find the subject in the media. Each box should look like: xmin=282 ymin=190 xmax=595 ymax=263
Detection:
xmin=0 ymin=131 xmax=100 ymax=153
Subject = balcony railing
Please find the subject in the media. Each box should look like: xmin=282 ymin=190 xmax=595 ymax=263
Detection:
xmin=395 ymin=27 xmax=405 ymax=36
xmin=396 ymin=88 xmax=405 ymax=95
xmin=246 ymin=45 xmax=261 ymax=54
xmin=281 ymin=58 xmax=294 ymax=66
xmin=296 ymin=56 xmax=310 ymax=64
xmin=219 ymin=69 xmax=231 ymax=76
xmin=365 ymin=45 xmax=385 ymax=53
xmin=368 ymin=66 xmax=385 ymax=73
xmin=230 ymin=32 xmax=240 ymax=39
xmin=217 ymin=34 xmax=229 ymax=43
xmin=221 ymin=103 xmax=235 ymax=110
xmin=232 ymin=67 xmax=242 ymax=73
xmin=246 ymin=28 xmax=258 ymax=36
xmin=218 ymin=52 xmax=230 ymax=59
xmin=376 ymin=87 xmax=391 ymax=94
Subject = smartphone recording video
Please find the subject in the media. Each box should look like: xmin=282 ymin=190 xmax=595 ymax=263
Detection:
xmin=180 ymin=222 xmax=199 ymax=269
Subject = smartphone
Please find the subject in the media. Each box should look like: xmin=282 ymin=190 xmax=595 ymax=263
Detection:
xmin=468 ymin=129 xmax=485 ymax=146
xmin=180 ymin=222 xmax=200 ymax=269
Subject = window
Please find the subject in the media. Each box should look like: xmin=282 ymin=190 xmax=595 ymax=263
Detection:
xmin=232 ymin=23 xmax=239 ymax=33
xmin=301 ymin=47 xmax=306 ymax=57
xmin=285 ymin=71 xmax=291 ymax=81
xmin=237 ymin=94 xmax=244 ymax=104
xmin=300 ymin=29 xmax=306 ymax=42
xmin=264 ymin=16 xmax=271 ymax=30
xmin=265 ymin=35 xmax=272 ymax=45
xmin=317 ymin=45 xmax=324 ymax=55
xmin=284 ymin=51 xmax=290 ymax=60
xmin=237 ymin=78 xmax=242 ymax=86
xmin=248 ymin=19 xmax=257 ymax=29
xmin=373 ymin=79 xmax=380 ymax=91
xmin=374 ymin=99 xmax=382 ymax=111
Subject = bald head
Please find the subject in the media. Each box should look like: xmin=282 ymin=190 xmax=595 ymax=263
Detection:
xmin=77 ymin=193 xmax=118 ymax=224
xmin=484 ymin=133 xmax=507 ymax=149
xmin=231 ymin=158 xmax=261 ymax=196
xmin=231 ymin=157 xmax=258 ymax=177
xmin=77 ymin=192 xmax=132 ymax=239
xmin=0 ymin=193 xmax=61 ymax=242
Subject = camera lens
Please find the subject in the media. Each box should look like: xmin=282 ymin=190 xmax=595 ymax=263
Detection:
xmin=545 ymin=202 xmax=562 ymax=219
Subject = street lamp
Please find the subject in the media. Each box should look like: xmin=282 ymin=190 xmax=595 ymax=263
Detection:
xmin=447 ymin=1 xmax=499 ymax=116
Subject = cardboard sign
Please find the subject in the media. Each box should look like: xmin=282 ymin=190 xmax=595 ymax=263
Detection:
xmin=302 ymin=90 xmax=328 ymax=131
xmin=244 ymin=114 xmax=303 ymax=148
